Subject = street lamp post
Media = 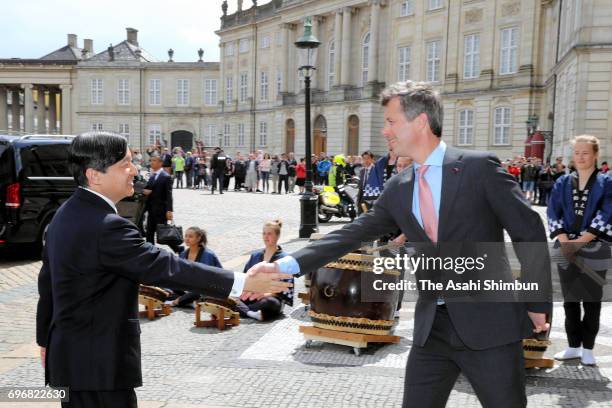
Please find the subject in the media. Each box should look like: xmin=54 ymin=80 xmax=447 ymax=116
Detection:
xmin=295 ymin=17 xmax=320 ymax=238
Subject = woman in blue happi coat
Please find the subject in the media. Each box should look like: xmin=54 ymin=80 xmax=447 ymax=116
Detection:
xmin=547 ymin=135 xmax=612 ymax=366
xmin=236 ymin=220 xmax=294 ymax=321
xmin=166 ymin=227 xmax=223 ymax=307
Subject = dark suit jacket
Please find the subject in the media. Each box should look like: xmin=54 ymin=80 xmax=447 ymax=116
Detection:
xmin=36 ymin=188 xmax=235 ymax=390
xmin=292 ymin=147 xmax=552 ymax=350
xmin=145 ymin=170 xmax=173 ymax=217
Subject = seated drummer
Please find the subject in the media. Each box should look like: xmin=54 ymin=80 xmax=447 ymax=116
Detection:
xmin=236 ymin=220 xmax=294 ymax=321
xmin=166 ymin=226 xmax=223 ymax=307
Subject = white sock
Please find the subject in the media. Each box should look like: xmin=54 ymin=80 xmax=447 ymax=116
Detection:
xmin=581 ymin=349 xmax=596 ymax=365
xmin=247 ymin=310 xmax=264 ymax=321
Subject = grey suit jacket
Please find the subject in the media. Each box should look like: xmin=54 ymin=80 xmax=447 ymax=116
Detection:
xmin=292 ymin=147 xmax=552 ymax=350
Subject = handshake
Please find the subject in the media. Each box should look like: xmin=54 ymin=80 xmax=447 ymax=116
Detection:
xmin=241 ymin=261 xmax=291 ymax=301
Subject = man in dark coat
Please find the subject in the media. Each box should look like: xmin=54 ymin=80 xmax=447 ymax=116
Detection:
xmin=36 ymin=132 xmax=292 ymax=408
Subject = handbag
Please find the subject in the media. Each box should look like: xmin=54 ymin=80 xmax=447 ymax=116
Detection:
xmin=156 ymin=222 xmax=183 ymax=246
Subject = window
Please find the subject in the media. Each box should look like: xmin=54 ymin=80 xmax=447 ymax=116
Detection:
xmin=91 ymin=79 xmax=103 ymax=105
xmin=223 ymin=123 xmax=231 ymax=147
xmin=426 ymin=40 xmax=441 ymax=82
xmin=428 ymin=0 xmax=443 ymax=10
xmin=91 ymin=123 xmax=103 ymax=131
xmin=206 ymin=124 xmax=216 ymax=146
xmin=259 ymin=121 xmax=267 ymax=146
xmin=149 ymin=79 xmax=161 ymax=105
xmin=239 ymin=72 xmax=248 ymax=102
xmin=275 ymin=31 xmax=282 ymax=46
xmin=458 ymin=110 xmax=474 ymax=145
xmin=261 ymin=35 xmax=270 ymax=49
xmin=225 ymin=42 xmax=234 ymax=56
xmin=237 ymin=123 xmax=245 ymax=147
xmin=260 ymin=71 xmax=268 ymax=101
xmin=239 ymin=39 xmax=249 ymax=53
xmin=494 ymin=107 xmax=512 ymax=145
xmin=463 ymin=34 xmax=480 ymax=79
xmin=362 ymin=33 xmax=370 ymax=85
xmin=204 ymin=79 xmax=217 ymax=106
xmin=400 ymin=0 xmax=414 ymax=16
xmin=148 ymin=124 xmax=161 ymax=145
xmin=276 ymin=70 xmax=282 ymax=94
xmin=398 ymin=46 xmax=411 ymax=81
xmin=328 ymin=40 xmax=336 ymax=89
xmin=176 ymin=79 xmax=189 ymax=106
xmin=500 ymin=27 xmax=519 ymax=75
xmin=119 ymin=123 xmax=130 ymax=138
xmin=117 ymin=79 xmax=130 ymax=105
xmin=225 ymin=77 xmax=233 ymax=102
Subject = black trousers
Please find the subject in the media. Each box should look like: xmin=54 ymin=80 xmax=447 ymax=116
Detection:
xmin=174 ymin=171 xmax=183 ymax=188
xmin=234 ymin=175 xmax=245 ymax=190
xmin=235 ymin=296 xmax=282 ymax=320
xmin=402 ymin=306 xmax=526 ymax=408
xmin=62 ymin=389 xmax=137 ymax=408
xmin=146 ymin=212 xmax=163 ymax=244
xmin=559 ymin=263 xmax=605 ymax=349
xmin=278 ymin=175 xmax=289 ymax=193
xmin=564 ymin=302 xmax=602 ymax=349
xmin=211 ymin=172 xmax=224 ymax=193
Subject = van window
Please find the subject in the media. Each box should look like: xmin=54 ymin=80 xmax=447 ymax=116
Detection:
xmin=19 ymin=144 xmax=71 ymax=179
xmin=0 ymin=142 xmax=13 ymax=182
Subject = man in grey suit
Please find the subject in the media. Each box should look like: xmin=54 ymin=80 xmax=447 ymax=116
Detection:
xmin=250 ymin=81 xmax=552 ymax=407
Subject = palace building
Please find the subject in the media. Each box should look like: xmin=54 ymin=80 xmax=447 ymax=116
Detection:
xmin=0 ymin=0 xmax=610 ymax=162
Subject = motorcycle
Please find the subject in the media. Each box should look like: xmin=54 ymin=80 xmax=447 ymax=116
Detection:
xmin=314 ymin=177 xmax=359 ymax=223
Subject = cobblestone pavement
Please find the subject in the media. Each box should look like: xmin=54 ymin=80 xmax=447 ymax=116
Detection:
xmin=0 ymin=188 xmax=611 ymax=407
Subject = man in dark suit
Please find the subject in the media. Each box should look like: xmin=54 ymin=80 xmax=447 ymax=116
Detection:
xmin=210 ymin=147 xmax=227 ymax=194
xmin=251 ymin=81 xmax=552 ymax=407
xmin=356 ymin=150 xmax=376 ymax=214
xmin=143 ymin=154 xmax=173 ymax=244
xmin=36 ymin=131 xmax=292 ymax=408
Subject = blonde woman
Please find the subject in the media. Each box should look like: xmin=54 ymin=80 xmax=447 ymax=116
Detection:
xmin=236 ymin=220 xmax=293 ymax=320
xmin=548 ymin=135 xmax=611 ymax=366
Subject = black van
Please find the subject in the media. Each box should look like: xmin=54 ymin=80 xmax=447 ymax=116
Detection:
xmin=0 ymin=134 xmax=146 ymax=249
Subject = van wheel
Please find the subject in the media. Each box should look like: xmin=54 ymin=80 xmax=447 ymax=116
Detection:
xmin=38 ymin=218 xmax=52 ymax=256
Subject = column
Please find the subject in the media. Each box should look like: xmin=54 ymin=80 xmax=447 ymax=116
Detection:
xmin=368 ymin=0 xmax=381 ymax=83
xmin=281 ymin=23 xmax=291 ymax=93
xmin=311 ymin=16 xmax=320 ymax=89
xmin=333 ymin=10 xmax=343 ymax=87
xmin=340 ymin=7 xmax=353 ymax=86
xmin=11 ymin=89 xmax=20 ymax=133
xmin=60 ymin=85 xmax=72 ymax=134
xmin=22 ymin=84 xmax=34 ymax=134
xmin=0 ymin=87 xmax=7 ymax=132
xmin=48 ymin=90 xmax=57 ymax=133
xmin=37 ymin=87 xmax=46 ymax=133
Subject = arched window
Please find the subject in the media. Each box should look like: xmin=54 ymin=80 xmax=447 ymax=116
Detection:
xmin=362 ymin=33 xmax=370 ymax=85
xmin=328 ymin=40 xmax=335 ymax=90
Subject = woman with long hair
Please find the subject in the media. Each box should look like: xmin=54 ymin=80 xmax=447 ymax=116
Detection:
xmin=167 ymin=227 xmax=223 ymax=307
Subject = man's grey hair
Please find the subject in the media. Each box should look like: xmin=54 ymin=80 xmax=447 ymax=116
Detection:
xmin=380 ymin=81 xmax=443 ymax=137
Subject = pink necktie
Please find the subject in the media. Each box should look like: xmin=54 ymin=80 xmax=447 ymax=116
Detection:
xmin=418 ymin=165 xmax=438 ymax=242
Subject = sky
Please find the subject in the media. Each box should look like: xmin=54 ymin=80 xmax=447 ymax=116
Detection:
xmin=1 ymin=0 xmax=267 ymax=62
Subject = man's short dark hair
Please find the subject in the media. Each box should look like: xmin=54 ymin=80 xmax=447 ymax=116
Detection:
xmin=69 ymin=131 xmax=128 ymax=187
xmin=361 ymin=150 xmax=375 ymax=159
xmin=380 ymin=80 xmax=443 ymax=137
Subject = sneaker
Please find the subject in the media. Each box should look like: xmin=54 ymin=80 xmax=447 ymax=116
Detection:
xmin=554 ymin=347 xmax=582 ymax=361
xmin=581 ymin=349 xmax=596 ymax=366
